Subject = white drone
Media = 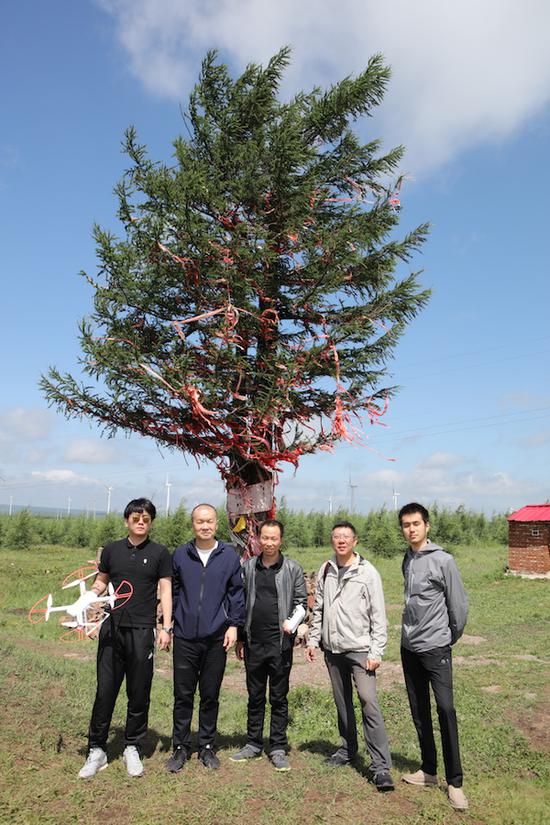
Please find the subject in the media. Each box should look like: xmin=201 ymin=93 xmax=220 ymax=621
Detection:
xmin=29 ymin=563 xmax=133 ymax=642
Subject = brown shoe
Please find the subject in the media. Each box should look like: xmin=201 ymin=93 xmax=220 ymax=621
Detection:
xmin=448 ymin=785 xmax=469 ymax=810
xmin=402 ymin=769 xmax=438 ymax=787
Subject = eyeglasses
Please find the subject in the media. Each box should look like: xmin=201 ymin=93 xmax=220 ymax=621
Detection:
xmin=129 ymin=513 xmax=152 ymax=524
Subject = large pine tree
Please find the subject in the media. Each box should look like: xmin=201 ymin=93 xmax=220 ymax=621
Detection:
xmin=41 ymin=49 xmax=430 ymax=553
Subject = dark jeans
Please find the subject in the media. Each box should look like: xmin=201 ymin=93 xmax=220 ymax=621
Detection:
xmin=401 ymin=645 xmax=463 ymax=787
xmin=245 ymin=638 xmax=293 ymax=753
xmin=172 ymin=635 xmax=227 ymax=751
xmin=88 ymin=622 xmax=155 ymax=752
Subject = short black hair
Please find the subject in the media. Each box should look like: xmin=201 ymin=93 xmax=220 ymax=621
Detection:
xmin=259 ymin=518 xmax=284 ymax=538
xmin=124 ymin=498 xmax=156 ymax=520
xmin=331 ymin=520 xmax=357 ymax=537
xmin=398 ymin=502 xmax=429 ymax=526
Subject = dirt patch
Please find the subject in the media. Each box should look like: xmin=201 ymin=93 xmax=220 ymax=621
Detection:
xmin=454 ymin=655 xmax=495 ymax=666
xmin=513 ymin=654 xmax=549 ymax=664
xmin=221 ymin=653 xmax=406 ymax=695
xmin=16 ymin=635 xmax=96 ymax=663
xmin=481 ymin=685 xmax=501 ymax=694
xmin=510 ymin=682 xmax=550 ymax=753
xmin=291 ymin=655 xmax=406 ymax=691
xmin=460 ymin=634 xmax=487 ymax=645
xmin=63 ymin=651 xmax=94 ymax=662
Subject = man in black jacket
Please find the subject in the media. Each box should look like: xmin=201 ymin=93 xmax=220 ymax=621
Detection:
xmin=230 ymin=519 xmax=307 ymax=771
xmin=166 ymin=503 xmax=245 ymax=772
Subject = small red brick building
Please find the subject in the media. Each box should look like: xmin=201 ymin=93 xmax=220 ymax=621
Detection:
xmin=507 ymin=504 xmax=550 ymax=574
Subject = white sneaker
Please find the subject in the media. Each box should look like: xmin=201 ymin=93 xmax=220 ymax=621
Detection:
xmin=78 ymin=747 xmax=108 ymax=779
xmin=402 ymin=769 xmax=438 ymax=787
xmin=123 ymin=745 xmax=144 ymax=777
xmin=448 ymin=785 xmax=469 ymax=810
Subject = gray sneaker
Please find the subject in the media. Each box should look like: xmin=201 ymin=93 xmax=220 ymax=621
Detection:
xmin=230 ymin=744 xmax=263 ymax=763
xmin=78 ymin=747 xmax=108 ymax=779
xmin=123 ymin=745 xmax=144 ymax=777
xmin=269 ymin=750 xmax=290 ymax=771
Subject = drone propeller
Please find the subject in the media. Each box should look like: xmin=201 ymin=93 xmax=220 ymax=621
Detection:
xmin=111 ymin=580 xmax=133 ymax=610
xmin=28 ymin=594 xmax=53 ymax=625
xmin=59 ymin=626 xmax=87 ymax=643
xmin=61 ymin=564 xmax=98 ymax=589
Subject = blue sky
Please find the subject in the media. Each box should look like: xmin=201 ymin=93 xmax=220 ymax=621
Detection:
xmin=2 ymin=0 xmax=550 ymax=516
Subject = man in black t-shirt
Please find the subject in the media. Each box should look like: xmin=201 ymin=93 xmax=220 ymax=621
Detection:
xmin=78 ymin=498 xmax=172 ymax=779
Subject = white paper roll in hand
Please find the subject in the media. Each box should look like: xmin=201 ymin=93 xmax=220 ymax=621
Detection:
xmin=285 ymin=604 xmax=306 ymax=634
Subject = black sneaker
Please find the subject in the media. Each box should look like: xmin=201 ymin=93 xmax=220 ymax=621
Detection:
xmin=199 ymin=745 xmax=220 ymax=770
xmin=166 ymin=746 xmax=188 ymax=773
xmin=373 ymin=770 xmax=395 ymax=792
xmin=325 ymin=751 xmax=352 ymax=767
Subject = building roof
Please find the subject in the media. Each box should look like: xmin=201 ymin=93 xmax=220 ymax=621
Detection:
xmin=507 ymin=504 xmax=550 ymax=522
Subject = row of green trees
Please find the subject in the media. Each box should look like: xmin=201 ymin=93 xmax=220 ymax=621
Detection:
xmin=1 ymin=504 xmax=507 ymax=556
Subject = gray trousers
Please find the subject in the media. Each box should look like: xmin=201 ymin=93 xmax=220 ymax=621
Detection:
xmin=325 ymin=650 xmax=392 ymax=772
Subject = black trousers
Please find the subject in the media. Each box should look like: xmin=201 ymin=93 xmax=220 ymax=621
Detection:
xmin=172 ymin=635 xmax=227 ymax=751
xmin=401 ymin=645 xmax=463 ymax=787
xmin=88 ymin=622 xmax=155 ymax=752
xmin=244 ymin=638 xmax=293 ymax=753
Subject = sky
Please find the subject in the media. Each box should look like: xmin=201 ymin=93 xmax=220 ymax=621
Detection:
xmin=1 ymin=0 xmax=550 ymax=517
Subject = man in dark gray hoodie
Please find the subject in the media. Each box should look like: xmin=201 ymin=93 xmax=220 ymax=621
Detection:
xmin=399 ymin=503 xmax=469 ymax=811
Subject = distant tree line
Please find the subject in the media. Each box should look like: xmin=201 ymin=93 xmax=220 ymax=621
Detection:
xmin=0 ymin=503 xmax=508 ymax=555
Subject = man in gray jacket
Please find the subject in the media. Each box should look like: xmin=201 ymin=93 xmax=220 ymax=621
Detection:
xmin=399 ymin=503 xmax=469 ymax=811
xmin=306 ymin=520 xmax=394 ymax=792
xmin=230 ymin=519 xmax=307 ymax=771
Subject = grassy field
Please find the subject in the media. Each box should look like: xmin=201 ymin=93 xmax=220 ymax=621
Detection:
xmin=1 ymin=542 xmax=549 ymax=825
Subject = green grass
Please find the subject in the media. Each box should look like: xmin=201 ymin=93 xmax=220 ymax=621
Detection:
xmin=1 ymin=543 xmax=549 ymax=824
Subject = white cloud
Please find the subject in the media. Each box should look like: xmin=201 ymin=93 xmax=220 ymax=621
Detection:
xmin=0 ymin=407 xmax=52 ymax=440
xmin=279 ymin=448 xmax=541 ymax=513
xmin=418 ymin=452 xmax=463 ymax=470
xmin=400 ymin=463 xmax=538 ymax=510
xmin=519 ymin=430 xmax=550 ymax=447
xmin=63 ymin=438 xmax=119 ymax=464
xmin=99 ymin=0 xmax=550 ymax=172
xmin=24 ymin=448 xmax=50 ymax=464
xmin=31 ymin=469 xmax=102 ymax=486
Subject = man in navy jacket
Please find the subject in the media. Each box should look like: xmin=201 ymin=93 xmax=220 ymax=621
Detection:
xmin=166 ymin=503 xmax=245 ymax=772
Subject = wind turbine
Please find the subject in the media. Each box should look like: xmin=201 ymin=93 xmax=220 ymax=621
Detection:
xmin=392 ymin=487 xmax=400 ymax=512
xmin=165 ymin=476 xmax=172 ymax=517
xmin=349 ymin=472 xmax=358 ymax=513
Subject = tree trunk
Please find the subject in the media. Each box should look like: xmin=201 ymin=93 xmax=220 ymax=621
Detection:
xmin=226 ymin=454 xmax=275 ymax=558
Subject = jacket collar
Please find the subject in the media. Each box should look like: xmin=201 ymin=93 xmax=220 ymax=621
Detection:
xmin=257 ymin=553 xmax=284 ymax=571
xmin=187 ymin=539 xmax=221 ymax=559
xmin=328 ymin=552 xmax=361 ymax=573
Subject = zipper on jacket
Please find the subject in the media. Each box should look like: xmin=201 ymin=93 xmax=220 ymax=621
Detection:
xmin=192 ymin=543 xmax=222 ymax=638
xmin=406 ymin=552 xmax=415 ymax=602
xmin=195 ymin=564 xmax=207 ymax=638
